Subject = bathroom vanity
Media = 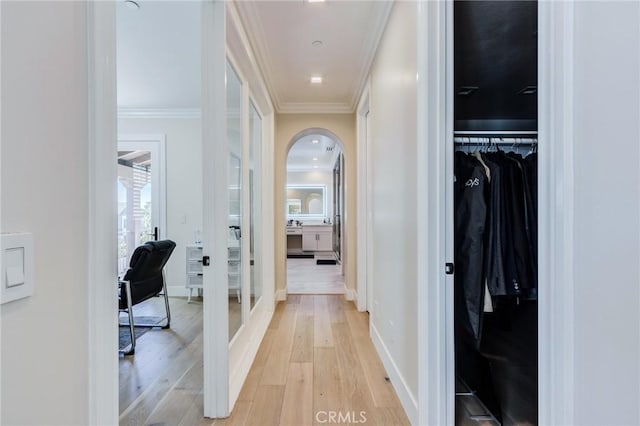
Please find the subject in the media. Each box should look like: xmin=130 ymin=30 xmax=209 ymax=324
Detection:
xmin=286 ymin=224 xmax=333 ymax=254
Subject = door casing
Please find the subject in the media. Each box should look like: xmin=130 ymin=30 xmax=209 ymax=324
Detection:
xmin=416 ymin=1 xmax=577 ymax=424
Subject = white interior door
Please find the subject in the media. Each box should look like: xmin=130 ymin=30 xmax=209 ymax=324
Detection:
xmin=202 ymin=0 xmax=229 ymax=417
xmin=117 ymin=138 xmax=166 ymax=276
xmin=445 ymin=1 xmax=456 ymax=422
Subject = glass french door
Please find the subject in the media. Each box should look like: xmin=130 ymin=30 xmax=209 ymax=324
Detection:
xmin=117 ymin=140 xmax=163 ymax=277
xmin=248 ymin=101 xmax=262 ymax=310
xmin=227 ymin=62 xmax=244 ymax=340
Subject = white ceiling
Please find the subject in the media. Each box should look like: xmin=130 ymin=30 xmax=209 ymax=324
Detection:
xmin=116 ymin=0 xmax=201 ymax=111
xmin=287 ymin=134 xmax=341 ymax=171
xmin=235 ymin=1 xmax=392 ymax=113
xmin=116 ymin=0 xmax=391 ymax=114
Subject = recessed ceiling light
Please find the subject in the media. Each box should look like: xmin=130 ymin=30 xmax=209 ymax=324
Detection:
xmin=307 ymin=0 xmax=326 ymax=3
xmin=312 ymin=40 xmax=323 ymax=48
xmin=125 ymin=0 xmax=140 ymax=10
xmin=310 ymin=76 xmax=323 ymax=84
xmin=311 ymin=139 xmax=320 ymax=144
xmin=313 ymin=165 xmax=319 ymax=169
xmin=313 ymin=157 xmax=318 ymax=161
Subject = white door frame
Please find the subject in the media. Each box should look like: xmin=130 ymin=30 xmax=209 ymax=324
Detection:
xmin=87 ymin=2 xmax=118 ymax=424
xmin=117 ymin=136 xmax=167 ymax=243
xmin=416 ymin=1 xmax=576 ymax=424
xmin=416 ymin=1 xmax=451 ymax=423
xmin=282 ymin=127 xmax=347 ymax=299
xmin=86 ymin=1 xmax=229 ymax=422
xmin=202 ymin=0 xmax=229 ymax=418
xmin=356 ymin=83 xmax=372 ymax=313
xmin=536 ymin=2 xmax=576 ymax=423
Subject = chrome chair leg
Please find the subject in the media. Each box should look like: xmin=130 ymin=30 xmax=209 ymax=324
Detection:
xmin=161 ymin=270 xmax=171 ymax=329
xmin=122 ymin=280 xmax=136 ymax=355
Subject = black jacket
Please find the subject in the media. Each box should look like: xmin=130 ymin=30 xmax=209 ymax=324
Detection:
xmin=454 ymin=152 xmax=488 ymax=343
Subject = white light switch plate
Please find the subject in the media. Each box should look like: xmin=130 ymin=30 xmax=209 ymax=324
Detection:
xmin=1 ymin=233 xmax=34 ymax=304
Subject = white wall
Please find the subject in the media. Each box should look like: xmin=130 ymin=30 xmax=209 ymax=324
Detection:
xmin=118 ymin=117 xmax=203 ymax=296
xmin=365 ymin=2 xmax=418 ymax=422
xmin=286 ymin=170 xmax=334 ymax=219
xmin=1 ymin=2 xmax=90 ymax=424
xmin=570 ymin=2 xmax=640 ymax=424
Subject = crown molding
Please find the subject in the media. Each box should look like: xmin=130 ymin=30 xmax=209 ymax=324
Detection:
xmin=226 ymin=2 xmax=275 ymax=115
xmin=117 ymin=107 xmax=201 ymax=119
xmin=349 ymin=0 xmax=393 ymax=110
xmin=234 ymin=1 xmax=283 ymax=110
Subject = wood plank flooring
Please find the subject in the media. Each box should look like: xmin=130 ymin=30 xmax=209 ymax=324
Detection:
xmin=230 ymin=295 xmax=410 ymax=426
xmin=120 ymin=295 xmax=409 ymax=425
xmin=119 ymin=296 xmax=239 ymax=425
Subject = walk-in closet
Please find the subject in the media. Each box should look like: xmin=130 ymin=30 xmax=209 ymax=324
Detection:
xmin=452 ymin=1 xmax=538 ymax=424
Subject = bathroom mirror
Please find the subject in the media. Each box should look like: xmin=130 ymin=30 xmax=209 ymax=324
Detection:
xmin=286 ymin=185 xmax=326 ymax=218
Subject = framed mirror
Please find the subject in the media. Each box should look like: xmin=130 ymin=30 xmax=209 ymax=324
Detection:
xmin=286 ymin=185 xmax=327 ymax=218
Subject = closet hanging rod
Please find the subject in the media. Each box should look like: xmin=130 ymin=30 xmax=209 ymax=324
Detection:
xmin=454 ymin=130 xmax=538 ymax=136
xmin=454 ymin=136 xmax=537 ymax=145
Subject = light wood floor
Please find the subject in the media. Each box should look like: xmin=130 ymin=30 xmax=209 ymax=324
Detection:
xmin=220 ymin=295 xmax=409 ymax=426
xmin=287 ymin=258 xmax=345 ymax=294
xmin=118 ymin=296 xmax=240 ymax=425
xmin=119 ymin=296 xmax=203 ymax=425
xmin=120 ymin=295 xmax=409 ymax=425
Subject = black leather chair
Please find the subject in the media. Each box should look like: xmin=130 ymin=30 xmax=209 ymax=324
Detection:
xmin=119 ymin=240 xmax=176 ymax=355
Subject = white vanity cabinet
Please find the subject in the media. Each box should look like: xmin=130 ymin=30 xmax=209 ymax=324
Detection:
xmin=302 ymin=225 xmax=333 ymax=252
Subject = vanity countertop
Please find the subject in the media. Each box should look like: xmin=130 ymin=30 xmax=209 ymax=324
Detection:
xmin=286 ymin=223 xmax=332 ymax=228
xmin=286 ymin=224 xmax=332 ymax=234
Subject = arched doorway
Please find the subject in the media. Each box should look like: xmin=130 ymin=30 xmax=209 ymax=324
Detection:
xmin=284 ymin=128 xmax=346 ymax=294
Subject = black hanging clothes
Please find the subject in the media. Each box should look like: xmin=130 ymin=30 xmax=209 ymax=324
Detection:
xmin=480 ymin=152 xmax=532 ymax=296
xmin=504 ymin=153 xmax=535 ymax=295
xmin=523 ymin=153 xmax=538 ymax=296
xmin=454 ymin=151 xmax=489 ymax=344
xmin=482 ymin=152 xmax=522 ymax=296
xmin=480 ymin=152 xmax=507 ymax=296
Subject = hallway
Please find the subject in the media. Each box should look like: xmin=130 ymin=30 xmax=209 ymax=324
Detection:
xmin=119 ymin=295 xmax=408 ymax=425
xmin=222 ymin=295 xmax=409 ymax=425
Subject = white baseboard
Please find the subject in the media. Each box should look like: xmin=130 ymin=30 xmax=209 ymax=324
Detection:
xmin=275 ymin=288 xmax=287 ymax=301
xmin=370 ymin=322 xmax=419 ymax=425
xmin=344 ymin=285 xmax=357 ymax=301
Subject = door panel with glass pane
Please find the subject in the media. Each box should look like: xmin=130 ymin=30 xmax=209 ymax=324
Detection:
xmin=117 ymin=141 xmax=161 ymax=277
xmin=227 ymin=62 xmax=243 ymax=340
xmin=249 ymin=102 xmax=262 ymax=310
